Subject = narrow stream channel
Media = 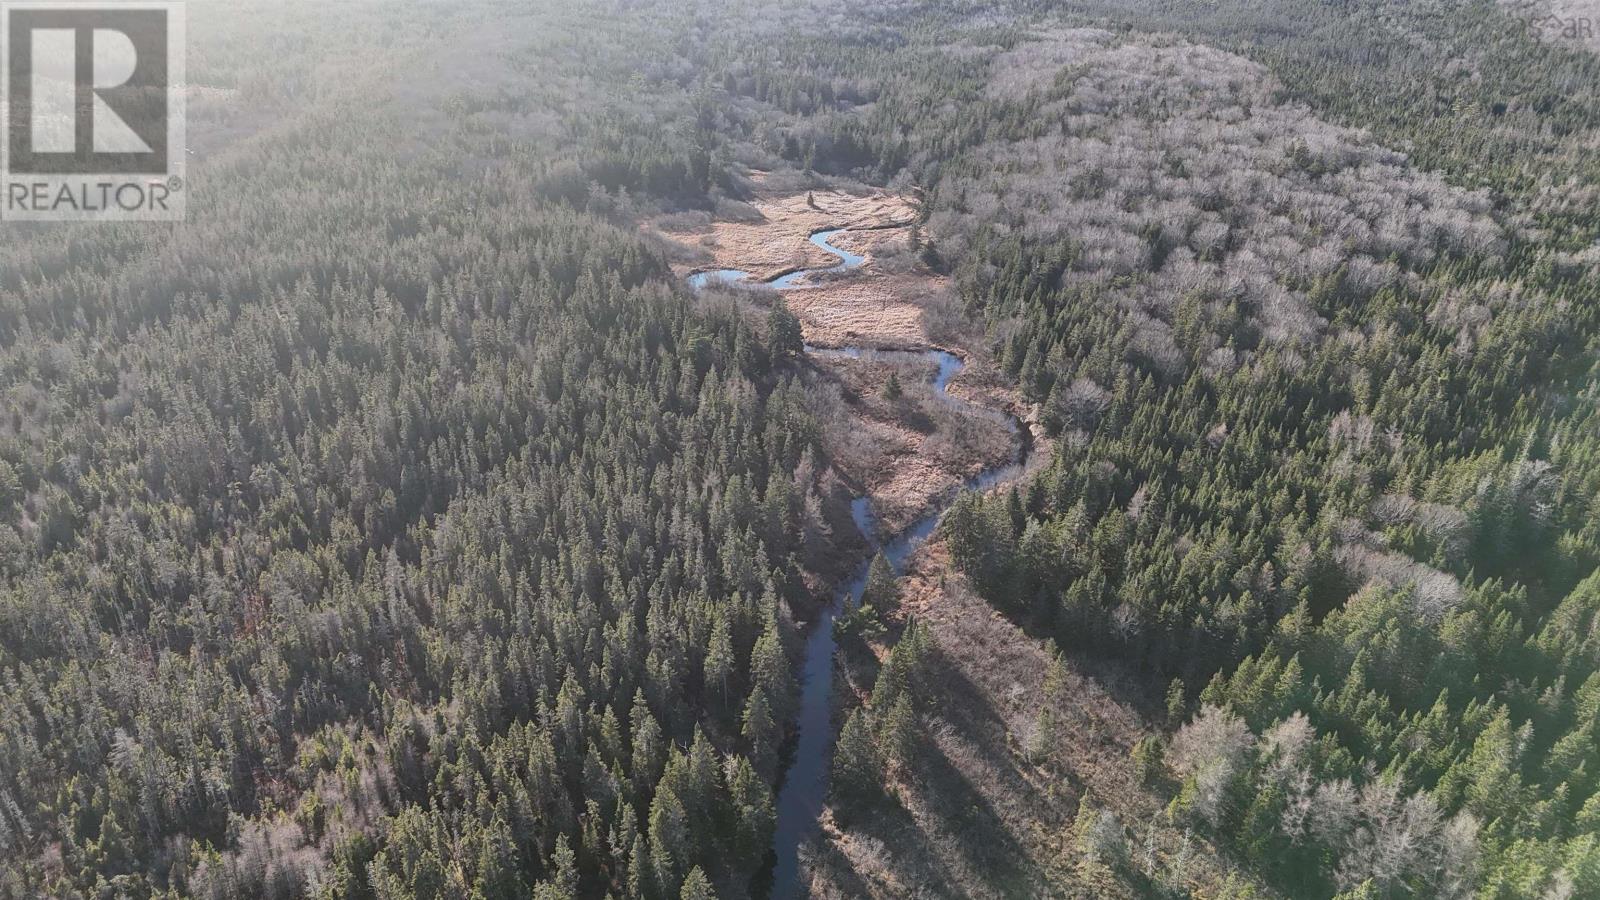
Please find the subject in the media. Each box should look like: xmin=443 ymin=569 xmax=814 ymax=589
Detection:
xmin=688 ymin=229 xmax=1028 ymax=899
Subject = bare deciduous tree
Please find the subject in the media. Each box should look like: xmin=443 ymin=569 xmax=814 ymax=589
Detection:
xmin=1170 ymin=704 xmax=1254 ymax=827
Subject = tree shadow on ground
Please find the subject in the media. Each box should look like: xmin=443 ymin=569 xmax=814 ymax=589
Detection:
xmin=903 ymin=724 xmax=1047 ymax=897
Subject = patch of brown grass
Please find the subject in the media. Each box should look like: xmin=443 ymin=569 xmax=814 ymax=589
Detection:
xmin=801 ymin=353 xmax=1014 ymax=537
xmin=656 ymin=187 xmax=917 ymax=283
xmin=782 ymin=274 xmax=935 ymax=349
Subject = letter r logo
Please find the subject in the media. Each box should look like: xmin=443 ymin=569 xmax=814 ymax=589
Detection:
xmin=4 ymin=3 xmax=175 ymax=175
xmin=0 ymin=1 xmax=184 ymax=222
xmin=29 ymin=26 xmax=153 ymax=155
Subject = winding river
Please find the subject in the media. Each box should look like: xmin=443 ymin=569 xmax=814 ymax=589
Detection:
xmin=687 ymin=229 xmax=1029 ymax=899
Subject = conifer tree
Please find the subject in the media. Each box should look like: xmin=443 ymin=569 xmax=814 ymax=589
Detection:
xmin=767 ymin=299 xmax=804 ymax=362
xmin=680 ymin=866 xmax=718 ymax=900
xmin=742 ymin=686 xmax=779 ymax=784
xmin=831 ymin=709 xmax=883 ymax=816
xmin=860 ymin=552 xmax=899 ymax=615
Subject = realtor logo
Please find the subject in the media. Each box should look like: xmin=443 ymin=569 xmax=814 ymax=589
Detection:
xmin=2 ymin=1 xmax=184 ymax=221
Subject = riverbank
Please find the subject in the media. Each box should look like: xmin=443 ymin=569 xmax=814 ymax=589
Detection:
xmin=799 ymin=348 xmax=1015 ymax=538
xmin=660 ymin=183 xmax=1044 ymax=539
xmin=659 ymin=179 xmax=917 ymax=283
xmin=656 ymin=184 xmax=938 ymax=348
xmin=673 ymin=192 xmax=1046 ymax=899
xmin=666 ymin=183 xmax=1253 ymax=900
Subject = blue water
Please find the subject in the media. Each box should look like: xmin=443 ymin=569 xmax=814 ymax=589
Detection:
xmin=771 ymin=230 xmax=866 ymax=288
xmin=687 ymin=226 xmax=1027 ymax=899
xmin=686 ymin=268 xmax=755 ymax=290
xmin=686 ymin=228 xmax=865 ymax=292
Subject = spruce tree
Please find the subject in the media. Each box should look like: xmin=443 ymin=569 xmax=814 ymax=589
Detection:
xmin=742 ymin=686 xmax=778 ymax=784
xmin=860 ymin=552 xmax=899 ymax=615
xmin=831 ymin=709 xmax=883 ymax=816
xmin=767 ymin=299 xmax=804 ymax=362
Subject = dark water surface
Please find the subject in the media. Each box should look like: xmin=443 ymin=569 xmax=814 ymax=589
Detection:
xmin=689 ymin=229 xmax=1026 ymax=898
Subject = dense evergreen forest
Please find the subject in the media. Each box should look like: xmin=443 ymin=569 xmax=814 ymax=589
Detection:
xmin=2 ymin=0 xmax=1599 ymax=897
xmin=0 ymin=3 xmax=829 ymax=897
xmin=908 ymin=2 xmax=1600 ymax=897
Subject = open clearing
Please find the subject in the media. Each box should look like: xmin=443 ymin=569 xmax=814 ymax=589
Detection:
xmin=656 ymin=183 xmax=936 ymax=348
xmin=658 ymin=179 xmax=1045 ymax=535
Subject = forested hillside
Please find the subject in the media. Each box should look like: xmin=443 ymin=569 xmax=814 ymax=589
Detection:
xmin=0 ymin=2 xmax=841 ymax=897
xmin=3 ymin=0 xmax=1600 ymax=898
xmin=679 ymin=0 xmax=1600 ymax=895
xmin=896 ymin=3 xmax=1600 ymax=897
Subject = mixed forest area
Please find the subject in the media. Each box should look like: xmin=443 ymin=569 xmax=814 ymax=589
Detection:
xmin=2 ymin=0 xmax=1600 ymax=898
